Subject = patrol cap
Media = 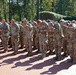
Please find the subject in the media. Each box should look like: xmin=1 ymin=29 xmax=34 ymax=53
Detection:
xmin=59 ymin=19 xmax=65 ymax=22
xmin=42 ymin=20 xmax=48 ymax=25
xmin=32 ymin=21 xmax=37 ymax=25
xmin=37 ymin=20 xmax=42 ymax=24
xmin=72 ymin=20 xmax=75 ymax=23
xmin=10 ymin=19 xmax=15 ymax=24
xmin=11 ymin=19 xmax=15 ymax=22
xmin=48 ymin=22 xmax=53 ymax=26
xmin=22 ymin=18 xmax=27 ymax=22
xmin=2 ymin=19 xmax=6 ymax=24
xmin=46 ymin=19 xmax=51 ymax=22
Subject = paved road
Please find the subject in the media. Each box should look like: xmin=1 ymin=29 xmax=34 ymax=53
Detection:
xmin=0 ymin=43 xmax=76 ymax=75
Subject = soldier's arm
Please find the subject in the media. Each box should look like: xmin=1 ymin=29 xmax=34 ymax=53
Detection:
xmin=19 ymin=24 xmax=24 ymax=32
xmin=43 ymin=24 xmax=49 ymax=32
xmin=3 ymin=24 xmax=10 ymax=33
xmin=9 ymin=26 xmax=12 ymax=36
xmin=59 ymin=24 xmax=64 ymax=38
xmin=15 ymin=24 xmax=20 ymax=34
xmin=20 ymin=26 xmax=24 ymax=32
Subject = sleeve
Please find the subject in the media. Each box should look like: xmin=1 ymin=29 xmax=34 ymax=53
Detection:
xmin=4 ymin=23 xmax=10 ymax=32
xmin=59 ymin=24 xmax=64 ymax=38
xmin=15 ymin=24 xmax=20 ymax=35
xmin=9 ymin=25 xmax=12 ymax=36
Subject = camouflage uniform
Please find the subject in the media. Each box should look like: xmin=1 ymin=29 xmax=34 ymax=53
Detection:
xmin=0 ymin=22 xmax=2 ymax=38
xmin=22 ymin=20 xmax=33 ymax=55
xmin=32 ymin=21 xmax=37 ymax=49
xmin=48 ymin=22 xmax=55 ymax=54
xmin=19 ymin=24 xmax=24 ymax=49
xmin=0 ymin=22 xmax=9 ymax=52
xmin=38 ymin=21 xmax=48 ymax=58
xmin=72 ymin=30 xmax=76 ymax=63
xmin=33 ymin=22 xmax=40 ymax=52
xmin=67 ymin=26 xmax=76 ymax=63
xmin=54 ymin=22 xmax=64 ymax=60
xmin=61 ymin=23 xmax=69 ymax=56
xmin=10 ymin=23 xmax=20 ymax=54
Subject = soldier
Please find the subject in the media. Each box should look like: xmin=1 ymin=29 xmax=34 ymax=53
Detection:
xmin=59 ymin=20 xmax=69 ymax=56
xmin=0 ymin=22 xmax=2 ymax=38
xmin=71 ymin=28 xmax=76 ymax=63
xmin=32 ymin=21 xmax=37 ymax=49
xmin=19 ymin=22 xmax=24 ymax=49
xmin=0 ymin=19 xmax=10 ymax=52
xmin=22 ymin=18 xmax=33 ymax=56
xmin=38 ymin=20 xmax=48 ymax=58
xmin=32 ymin=21 xmax=40 ymax=52
xmin=10 ymin=19 xmax=20 ymax=54
xmin=72 ymin=20 xmax=76 ymax=28
xmin=67 ymin=23 xmax=76 ymax=63
xmin=54 ymin=20 xmax=64 ymax=60
xmin=48 ymin=22 xmax=55 ymax=54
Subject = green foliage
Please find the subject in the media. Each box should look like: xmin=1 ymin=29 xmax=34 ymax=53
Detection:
xmin=0 ymin=0 xmax=76 ymax=21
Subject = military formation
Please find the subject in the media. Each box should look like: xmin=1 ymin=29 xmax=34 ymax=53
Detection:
xmin=0 ymin=18 xmax=76 ymax=63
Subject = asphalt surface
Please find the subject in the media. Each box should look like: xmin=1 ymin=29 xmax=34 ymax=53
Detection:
xmin=0 ymin=42 xmax=76 ymax=75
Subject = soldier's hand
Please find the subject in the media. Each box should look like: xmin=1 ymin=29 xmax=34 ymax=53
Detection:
xmin=40 ymin=30 xmax=44 ymax=33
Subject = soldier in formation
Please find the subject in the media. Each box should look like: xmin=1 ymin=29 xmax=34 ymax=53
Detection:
xmin=0 ymin=18 xmax=76 ymax=63
xmin=0 ymin=19 xmax=9 ymax=52
xmin=19 ymin=22 xmax=24 ymax=49
xmin=10 ymin=19 xmax=20 ymax=54
xmin=38 ymin=20 xmax=48 ymax=58
xmin=48 ymin=22 xmax=55 ymax=55
xmin=22 ymin=18 xmax=33 ymax=56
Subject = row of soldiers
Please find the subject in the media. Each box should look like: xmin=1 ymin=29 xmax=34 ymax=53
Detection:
xmin=0 ymin=18 xmax=76 ymax=63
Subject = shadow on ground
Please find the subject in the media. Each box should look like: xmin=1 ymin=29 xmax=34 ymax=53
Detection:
xmin=0 ymin=43 xmax=73 ymax=74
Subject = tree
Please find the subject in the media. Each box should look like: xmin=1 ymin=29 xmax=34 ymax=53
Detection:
xmin=0 ymin=0 xmax=76 ymax=21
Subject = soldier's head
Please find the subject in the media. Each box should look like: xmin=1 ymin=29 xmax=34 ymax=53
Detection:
xmin=42 ymin=20 xmax=48 ymax=25
xmin=2 ymin=19 xmax=6 ymax=24
xmin=10 ymin=19 xmax=15 ymax=25
xmin=72 ymin=20 xmax=75 ymax=23
xmin=46 ymin=19 xmax=51 ymax=23
xmin=59 ymin=19 xmax=65 ymax=25
xmin=37 ymin=20 xmax=42 ymax=26
xmin=42 ymin=20 xmax=48 ymax=28
xmin=32 ymin=21 xmax=37 ymax=27
xmin=49 ymin=22 xmax=53 ymax=26
xmin=22 ymin=18 xmax=27 ymax=25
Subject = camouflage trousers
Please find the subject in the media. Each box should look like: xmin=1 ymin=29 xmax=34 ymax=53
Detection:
xmin=55 ymin=35 xmax=62 ymax=60
xmin=1 ymin=36 xmax=9 ymax=52
xmin=24 ymin=36 xmax=32 ymax=54
xmin=63 ymin=38 xmax=68 ymax=56
xmin=19 ymin=33 xmax=24 ymax=48
xmin=68 ymin=40 xmax=76 ymax=63
xmin=34 ymin=36 xmax=39 ymax=50
xmin=39 ymin=34 xmax=48 ymax=58
xmin=11 ymin=36 xmax=19 ymax=54
xmin=33 ymin=34 xmax=36 ymax=48
xmin=48 ymin=34 xmax=55 ymax=54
